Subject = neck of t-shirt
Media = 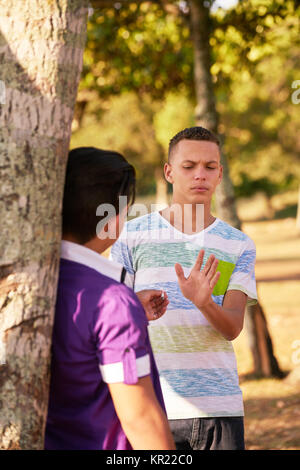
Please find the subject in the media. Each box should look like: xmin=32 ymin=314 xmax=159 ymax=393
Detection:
xmin=159 ymin=203 xmax=216 ymax=235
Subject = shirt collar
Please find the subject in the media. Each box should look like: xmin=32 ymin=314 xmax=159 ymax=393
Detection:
xmin=60 ymin=240 xmax=124 ymax=283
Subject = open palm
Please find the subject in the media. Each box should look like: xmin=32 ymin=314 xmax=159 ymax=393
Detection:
xmin=175 ymin=250 xmax=221 ymax=309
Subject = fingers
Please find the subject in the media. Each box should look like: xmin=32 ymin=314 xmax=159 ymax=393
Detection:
xmin=152 ymin=299 xmax=169 ymax=320
xmin=210 ymin=270 xmax=221 ymax=289
xmin=193 ymin=249 xmax=205 ymax=271
xmin=136 ymin=289 xmax=167 ymax=306
xmin=150 ymin=292 xmax=168 ymax=311
xmin=207 ymin=258 xmax=219 ymax=282
xmin=141 ymin=289 xmax=163 ymax=299
xmin=175 ymin=263 xmax=186 ymax=283
xmin=202 ymin=255 xmax=220 ymax=288
xmin=151 ymin=296 xmax=169 ymax=320
xmin=149 ymin=290 xmax=167 ymax=303
xmin=202 ymin=254 xmax=216 ymax=275
xmin=148 ymin=290 xmax=169 ymax=320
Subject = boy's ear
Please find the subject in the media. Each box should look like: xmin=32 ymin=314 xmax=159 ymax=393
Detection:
xmin=164 ymin=162 xmax=173 ymax=184
xmin=218 ymin=165 xmax=223 ymax=184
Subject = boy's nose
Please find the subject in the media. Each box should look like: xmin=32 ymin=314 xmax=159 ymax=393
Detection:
xmin=194 ymin=171 xmax=206 ymax=180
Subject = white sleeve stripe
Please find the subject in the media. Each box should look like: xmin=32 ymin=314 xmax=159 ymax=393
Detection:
xmin=99 ymin=353 xmax=151 ymax=383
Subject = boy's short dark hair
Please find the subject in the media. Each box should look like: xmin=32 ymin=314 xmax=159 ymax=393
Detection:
xmin=168 ymin=126 xmax=220 ymax=162
xmin=62 ymin=147 xmax=135 ymax=244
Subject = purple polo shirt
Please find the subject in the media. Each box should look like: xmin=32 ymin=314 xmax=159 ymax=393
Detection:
xmin=45 ymin=241 xmax=165 ymax=450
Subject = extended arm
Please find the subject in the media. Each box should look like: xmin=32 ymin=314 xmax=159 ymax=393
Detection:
xmin=198 ymin=289 xmax=247 ymax=341
xmin=108 ymin=376 xmax=175 ymax=450
xmin=175 ymin=250 xmax=247 ymax=341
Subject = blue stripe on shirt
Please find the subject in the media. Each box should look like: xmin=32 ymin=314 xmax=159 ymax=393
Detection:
xmin=209 ymin=220 xmax=248 ymax=241
xmin=160 ymin=368 xmax=241 ymax=397
xmin=232 ymin=249 xmax=256 ymax=274
xmin=135 ymin=281 xmax=224 ymax=309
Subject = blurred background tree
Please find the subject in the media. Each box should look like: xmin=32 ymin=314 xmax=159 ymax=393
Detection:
xmin=72 ymin=0 xmax=195 ymax=205
xmin=74 ymin=0 xmax=300 ymax=211
xmin=71 ymin=0 xmax=300 ymax=377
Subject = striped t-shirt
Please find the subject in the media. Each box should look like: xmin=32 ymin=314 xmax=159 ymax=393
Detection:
xmin=111 ymin=211 xmax=257 ymax=419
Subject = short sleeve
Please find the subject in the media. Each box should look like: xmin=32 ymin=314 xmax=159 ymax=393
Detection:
xmin=94 ymin=285 xmax=150 ymax=385
xmin=227 ymin=236 xmax=258 ymax=306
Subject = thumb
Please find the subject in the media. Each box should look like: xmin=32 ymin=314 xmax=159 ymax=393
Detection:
xmin=175 ymin=263 xmax=186 ymax=284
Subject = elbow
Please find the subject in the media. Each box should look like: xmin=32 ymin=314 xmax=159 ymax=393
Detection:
xmin=224 ymin=325 xmax=243 ymax=341
xmin=224 ymin=333 xmax=238 ymax=341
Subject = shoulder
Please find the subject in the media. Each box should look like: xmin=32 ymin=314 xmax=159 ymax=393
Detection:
xmin=102 ymin=279 xmax=138 ymax=304
xmin=60 ymin=259 xmax=135 ymax=306
xmin=99 ymin=277 xmax=145 ymax=318
xmin=95 ymin=280 xmax=148 ymax=339
xmin=211 ymin=218 xmax=255 ymax=248
xmin=72 ymin=268 xmax=147 ymax=329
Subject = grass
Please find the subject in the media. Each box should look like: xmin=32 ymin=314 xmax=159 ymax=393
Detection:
xmin=233 ymin=213 xmax=300 ymax=450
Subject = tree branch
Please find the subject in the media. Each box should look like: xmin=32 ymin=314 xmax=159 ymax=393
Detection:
xmin=91 ymin=0 xmax=158 ymax=7
xmin=90 ymin=0 xmax=180 ymax=14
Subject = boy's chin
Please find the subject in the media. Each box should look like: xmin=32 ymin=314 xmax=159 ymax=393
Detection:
xmin=189 ymin=193 xmax=210 ymax=203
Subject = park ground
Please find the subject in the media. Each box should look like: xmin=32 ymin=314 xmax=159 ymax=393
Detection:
xmin=233 ymin=191 xmax=300 ymax=450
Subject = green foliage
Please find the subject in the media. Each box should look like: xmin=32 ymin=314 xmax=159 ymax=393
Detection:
xmin=71 ymin=92 xmax=163 ymax=195
xmin=153 ymin=92 xmax=195 ymax=153
xmin=81 ymin=2 xmax=193 ymax=99
xmin=212 ymin=0 xmax=300 ymax=192
xmin=73 ymin=0 xmax=300 ymax=197
xmin=234 ymin=173 xmax=294 ymax=198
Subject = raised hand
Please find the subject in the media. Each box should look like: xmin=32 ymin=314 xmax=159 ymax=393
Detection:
xmin=136 ymin=290 xmax=169 ymax=321
xmin=174 ymin=250 xmax=221 ymax=309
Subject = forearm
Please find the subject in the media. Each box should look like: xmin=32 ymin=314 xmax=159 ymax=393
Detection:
xmin=108 ymin=376 xmax=175 ymax=450
xmin=197 ymin=298 xmax=244 ymax=341
xmin=121 ymin=399 xmax=175 ymax=450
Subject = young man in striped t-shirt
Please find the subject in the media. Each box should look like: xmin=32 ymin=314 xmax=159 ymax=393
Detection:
xmin=111 ymin=126 xmax=257 ymax=450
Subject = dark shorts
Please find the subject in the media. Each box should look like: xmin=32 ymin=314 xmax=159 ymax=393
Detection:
xmin=169 ymin=417 xmax=245 ymax=450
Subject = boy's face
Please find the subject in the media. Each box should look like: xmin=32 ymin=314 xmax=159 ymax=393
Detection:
xmin=84 ymin=204 xmax=129 ymax=255
xmin=164 ymin=139 xmax=223 ymax=205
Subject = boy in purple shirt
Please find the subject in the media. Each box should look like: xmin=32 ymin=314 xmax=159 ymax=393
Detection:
xmin=45 ymin=147 xmax=175 ymax=450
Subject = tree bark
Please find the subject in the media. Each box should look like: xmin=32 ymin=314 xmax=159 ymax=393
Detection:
xmin=189 ymin=0 xmax=241 ymax=229
xmin=188 ymin=0 xmax=284 ymax=378
xmin=0 ymin=0 xmax=88 ymax=449
xmin=245 ymin=303 xmax=284 ymax=378
xmin=296 ymin=183 xmax=300 ymax=233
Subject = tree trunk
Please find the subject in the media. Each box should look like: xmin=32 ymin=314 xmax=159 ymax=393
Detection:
xmin=245 ymin=303 xmax=284 ymax=378
xmin=189 ymin=0 xmax=241 ymax=229
xmin=296 ymin=183 xmax=300 ymax=233
xmin=0 ymin=0 xmax=88 ymax=449
xmin=188 ymin=0 xmax=283 ymax=378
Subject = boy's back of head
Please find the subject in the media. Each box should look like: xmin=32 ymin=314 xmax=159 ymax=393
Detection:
xmin=62 ymin=147 xmax=135 ymax=244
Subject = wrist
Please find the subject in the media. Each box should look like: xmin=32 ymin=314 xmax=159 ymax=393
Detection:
xmin=196 ymin=297 xmax=214 ymax=311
